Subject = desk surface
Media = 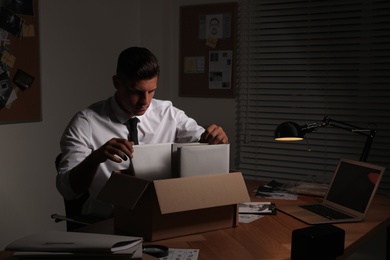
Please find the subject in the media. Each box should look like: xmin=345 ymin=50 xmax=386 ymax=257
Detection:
xmin=73 ymin=179 xmax=390 ymax=260
xmin=2 ymin=179 xmax=389 ymax=260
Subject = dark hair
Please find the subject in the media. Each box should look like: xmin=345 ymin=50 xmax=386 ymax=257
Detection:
xmin=116 ymin=47 xmax=160 ymax=82
xmin=209 ymin=17 xmax=219 ymax=25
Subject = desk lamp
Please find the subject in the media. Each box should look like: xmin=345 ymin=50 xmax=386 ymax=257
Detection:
xmin=274 ymin=116 xmax=376 ymax=162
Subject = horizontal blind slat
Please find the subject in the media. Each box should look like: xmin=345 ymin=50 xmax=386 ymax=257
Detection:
xmin=237 ymin=0 xmax=390 ymax=193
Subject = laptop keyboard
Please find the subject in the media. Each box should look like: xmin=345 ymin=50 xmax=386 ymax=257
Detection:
xmin=300 ymin=204 xmax=353 ymax=220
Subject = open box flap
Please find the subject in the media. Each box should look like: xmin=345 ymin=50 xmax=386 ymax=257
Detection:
xmin=97 ymin=171 xmax=150 ymax=210
xmin=153 ymin=172 xmax=250 ymax=214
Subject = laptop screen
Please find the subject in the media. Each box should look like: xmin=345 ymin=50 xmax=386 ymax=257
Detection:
xmin=325 ymin=159 xmax=384 ymax=213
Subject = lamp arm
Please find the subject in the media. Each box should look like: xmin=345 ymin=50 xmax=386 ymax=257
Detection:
xmin=323 ymin=116 xmax=376 ymax=162
xmin=300 ymin=116 xmax=367 ymax=135
xmin=278 ymin=116 xmax=377 ymax=162
xmin=301 ymin=122 xmax=327 ymax=133
xmin=323 ymin=116 xmax=371 ymax=137
xmin=359 ymin=130 xmax=376 ymax=161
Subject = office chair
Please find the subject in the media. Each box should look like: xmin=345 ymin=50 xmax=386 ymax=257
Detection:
xmin=52 ymin=153 xmax=93 ymax=231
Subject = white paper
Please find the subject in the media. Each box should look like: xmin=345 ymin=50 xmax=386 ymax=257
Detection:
xmin=160 ymin=248 xmax=199 ymax=260
xmin=239 ymin=214 xmax=264 ymax=223
xmin=6 ymin=231 xmax=142 ymax=254
xmin=239 ymin=202 xmax=274 ymax=214
xmin=209 ymin=51 xmax=232 ymax=89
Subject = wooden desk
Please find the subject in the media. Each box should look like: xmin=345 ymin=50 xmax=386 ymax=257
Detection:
xmin=73 ymin=179 xmax=390 ymax=259
xmin=2 ymin=179 xmax=389 ymax=259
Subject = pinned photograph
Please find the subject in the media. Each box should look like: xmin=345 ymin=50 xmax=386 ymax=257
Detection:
xmin=206 ymin=14 xmax=223 ymax=39
xmin=13 ymin=69 xmax=34 ymax=90
xmin=0 ymin=70 xmax=13 ymax=109
xmin=0 ymin=6 xmax=23 ymax=37
xmin=3 ymin=0 xmax=34 ymax=16
xmin=209 ymin=50 xmax=232 ymax=89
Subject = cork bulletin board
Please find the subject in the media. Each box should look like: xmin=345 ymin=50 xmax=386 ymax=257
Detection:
xmin=179 ymin=3 xmax=237 ymax=98
xmin=0 ymin=0 xmax=40 ymax=124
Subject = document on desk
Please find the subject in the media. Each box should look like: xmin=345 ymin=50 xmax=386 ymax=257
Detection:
xmin=239 ymin=214 xmax=264 ymax=223
xmin=256 ymin=180 xmax=298 ymax=200
xmin=161 ymin=248 xmax=199 ymax=260
xmin=238 ymin=202 xmax=276 ymax=223
xmin=6 ymin=231 xmax=142 ymax=258
xmin=239 ymin=202 xmax=276 ymax=215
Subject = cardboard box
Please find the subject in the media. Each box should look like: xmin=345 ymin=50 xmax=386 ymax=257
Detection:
xmin=98 ymin=171 xmax=250 ymax=241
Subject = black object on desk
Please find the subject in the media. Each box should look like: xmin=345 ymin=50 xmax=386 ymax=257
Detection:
xmin=256 ymin=180 xmax=284 ymax=197
xmin=291 ymin=224 xmax=345 ymax=260
xmin=143 ymin=245 xmax=169 ymax=258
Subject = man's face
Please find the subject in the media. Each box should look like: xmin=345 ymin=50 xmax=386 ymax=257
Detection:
xmin=210 ymin=19 xmax=219 ymax=35
xmin=113 ymin=75 xmax=158 ymax=116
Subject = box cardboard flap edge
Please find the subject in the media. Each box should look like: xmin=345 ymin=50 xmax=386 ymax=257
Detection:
xmin=155 ymin=172 xmax=249 ymax=214
xmin=98 ymin=171 xmax=250 ymax=215
xmin=97 ymin=171 xmax=150 ymax=210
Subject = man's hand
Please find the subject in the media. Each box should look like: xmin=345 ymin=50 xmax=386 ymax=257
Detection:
xmin=200 ymin=124 xmax=229 ymax=144
xmin=68 ymin=138 xmax=135 ymax=195
xmin=94 ymin=138 xmax=135 ymax=163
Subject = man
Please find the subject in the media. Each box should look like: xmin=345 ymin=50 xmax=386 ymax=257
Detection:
xmin=56 ymin=47 xmax=229 ymax=219
xmin=209 ymin=17 xmax=220 ymax=36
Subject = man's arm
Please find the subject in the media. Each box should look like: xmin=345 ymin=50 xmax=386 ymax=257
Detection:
xmin=67 ymin=138 xmax=135 ymax=195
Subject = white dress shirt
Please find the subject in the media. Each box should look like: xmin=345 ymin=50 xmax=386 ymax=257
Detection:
xmin=56 ymin=96 xmax=204 ymax=218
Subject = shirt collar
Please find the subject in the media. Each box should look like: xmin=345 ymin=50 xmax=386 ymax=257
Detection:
xmin=109 ymin=95 xmax=155 ymax=124
xmin=110 ymin=95 xmax=130 ymax=124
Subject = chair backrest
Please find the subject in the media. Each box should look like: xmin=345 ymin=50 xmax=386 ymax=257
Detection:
xmin=55 ymin=153 xmax=90 ymax=230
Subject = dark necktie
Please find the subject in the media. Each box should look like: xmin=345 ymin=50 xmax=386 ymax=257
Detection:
xmin=127 ymin=118 xmax=139 ymax=144
xmin=122 ymin=118 xmax=139 ymax=176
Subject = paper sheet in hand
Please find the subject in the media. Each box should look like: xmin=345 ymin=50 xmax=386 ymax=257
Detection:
xmin=132 ymin=143 xmax=172 ymax=180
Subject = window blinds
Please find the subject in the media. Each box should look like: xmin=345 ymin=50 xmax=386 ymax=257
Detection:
xmin=236 ymin=0 xmax=390 ymax=192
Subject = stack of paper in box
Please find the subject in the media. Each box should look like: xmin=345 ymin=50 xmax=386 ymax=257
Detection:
xmin=5 ymin=231 xmax=143 ymax=259
xmin=128 ymin=142 xmax=230 ymax=179
xmin=97 ymin=143 xmax=250 ymax=241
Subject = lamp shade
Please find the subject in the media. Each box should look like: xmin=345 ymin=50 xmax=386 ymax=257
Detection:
xmin=274 ymin=121 xmax=304 ymax=141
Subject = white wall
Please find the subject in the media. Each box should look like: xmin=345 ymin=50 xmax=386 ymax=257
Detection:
xmin=0 ymin=0 xmax=236 ymax=249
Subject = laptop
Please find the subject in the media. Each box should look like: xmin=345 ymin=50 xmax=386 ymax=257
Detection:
xmin=278 ymin=158 xmax=385 ymax=224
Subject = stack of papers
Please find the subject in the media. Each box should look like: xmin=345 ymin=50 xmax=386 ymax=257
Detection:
xmin=239 ymin=202 xmax=277 ymax=223
xmin=239 ymin=202 xmax=276 ymax=215
xmin=5 ymin=231 xmax=142 ymax=259
xmin=256 ymin=180 xmax=298 ymax=200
